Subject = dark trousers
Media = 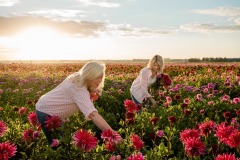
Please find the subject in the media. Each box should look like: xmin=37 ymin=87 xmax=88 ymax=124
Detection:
xmin=131 ymin=94 xmax=141 ymax=105
xmin=36 ymin=110 xmax=57 ymax=145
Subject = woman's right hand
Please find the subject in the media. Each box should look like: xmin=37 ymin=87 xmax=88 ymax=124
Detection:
xmin=149 ymin=97 xmax=157 ymax=108
xmin=152 ymin=101 xmax=158 ymax=108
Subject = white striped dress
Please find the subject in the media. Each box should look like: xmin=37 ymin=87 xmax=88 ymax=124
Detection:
xmin=36 ymin=79 xmax=97 ymax=120
xmin=130 ymin=67 xmax=157 ymax=103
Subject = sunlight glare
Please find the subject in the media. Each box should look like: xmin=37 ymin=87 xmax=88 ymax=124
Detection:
xmin=12 ymin=26 xmax=67 ymax=60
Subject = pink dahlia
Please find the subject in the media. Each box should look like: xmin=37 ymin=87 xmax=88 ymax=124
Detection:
xmin=184 ymin=109 xmax=192 ymax=115
xmin=22 ymin=128 xmax=35 ymax=142
xmin=215 ymin=122 xmax=236 ymax=144
xmin=73 ymin=129 xmax=97 ymax=152
xmin=0 ymin=142 xmax=17 ymax=159
xmin=221 ymin=95 xmax=229 ymax=102
xmin=196 ymin=94 xmax=202 ymax=101
xmin=19 ymin=107 xmax=27 ymax=116
xmin=0 ymin=121 xmax=7 ymax=137
xmin=208 ymin=101 xmax=215 ymax=105
xmin=200 ymin=109 xmax=205 ymax=114
xmin=33 ymin=131 xmax=40 ymax=139
xmin=232 ymin=97 xmax=240 ymax=104
xmin=226 ymin=130 xmax=240 ymax=148
xmin=236 ymin=110 xmax=240 ymax=115
xmin=130 ymin=134 xmax=144 ymax=150
xmin=110 ymin=155 xmax=121 ymax=160
xmin=163 ymin=74 xmax=172 ymax=86
xmin=181 ymin=103 xmax=188 ymax=108
xmin=184 ymin=138 xmax=206 ymax=157
xmin=183 ymin=98 xmax=190 ymax=104
xmin=124 ymin=99 xmax=138 ymax=112
xmin=174 ymin=95 xmax=181 ymax=100
xmin=156 ymin=130 xmax=164 ymax=138
xmin=223 ymin=112 xmax=232 ymax=119
xmin=51 ymin=139 xmax=60 ymax=148
xmin=127 ymin=152 xmax=145 ymax=160
xmin=215 ymin=153 xmax=237 ymax=160
xmin=166 ymin=96 xmax=172 ymax=103
xmin=198 ymin=120 xmax=216 ymax=137
xmin=27 ymin=111 xmax=40 ymax=126
xmin=168 ymin=116 xmax=177 ymax=123
xmin=105 ymin=141 xmax=116 ymax=151
xmin=44 ymin=115 xmax=62 ymax=130
xmin=180 ymin=129 xmax=200 ymax=143
xmin=101 ymin=129 xmax=122 ymax=145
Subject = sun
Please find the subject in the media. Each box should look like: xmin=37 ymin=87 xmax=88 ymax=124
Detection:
xmin=11 ymin=26 xmax=68 ymax=60
xmin=15 ymin=26 xmax=60 ymax=40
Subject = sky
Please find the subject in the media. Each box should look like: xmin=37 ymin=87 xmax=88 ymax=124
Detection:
xmin=0 ymin=0 xmax=240 ymax=60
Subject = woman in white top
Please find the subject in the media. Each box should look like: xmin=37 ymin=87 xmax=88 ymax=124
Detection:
xmin=36 ymin=61 xmax=117 ymax=146
xmin=130 ymin=55 xmax=164 ymax=108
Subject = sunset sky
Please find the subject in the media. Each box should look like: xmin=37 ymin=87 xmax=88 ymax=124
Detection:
xmin=0 ymin=0 xmax=240 ymax=60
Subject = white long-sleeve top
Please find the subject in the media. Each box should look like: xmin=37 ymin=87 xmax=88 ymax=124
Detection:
xmin=36 ymin=79 xmax=97 ymax=120
xmin=130 ymin=67 xmax=157 ymax=103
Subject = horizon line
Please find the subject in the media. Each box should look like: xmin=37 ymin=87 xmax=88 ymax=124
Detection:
xmin=1 ymin=57 xmax=240 ymax=61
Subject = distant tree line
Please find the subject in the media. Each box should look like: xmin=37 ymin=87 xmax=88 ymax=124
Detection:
xmin=188 ymin=57 xmax=240 ymax=62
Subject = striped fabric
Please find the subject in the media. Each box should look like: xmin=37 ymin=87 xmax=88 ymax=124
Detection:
xmin=130 ymin=67 xmax=157 ymax=103
xmin=36 ymin=79 xmax=97 ymax=120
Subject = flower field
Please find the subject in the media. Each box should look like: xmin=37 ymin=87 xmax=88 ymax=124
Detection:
xmin=0 ymin=62 xmax=240 ymax=160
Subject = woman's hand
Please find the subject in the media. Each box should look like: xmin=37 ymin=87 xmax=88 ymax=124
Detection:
xmin=151 ymin=101 xmax=158 ymax=108
xmin=89 ymin=111 xmax=113 ymax=131
xmin=89 ymin=90 xmax=100 ymax=102
xmin=149 ymin=97 xmax=157 ymax=108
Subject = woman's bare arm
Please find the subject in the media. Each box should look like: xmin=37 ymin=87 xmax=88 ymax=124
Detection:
xmin=88 ymin=111 xmax=113 ymax=131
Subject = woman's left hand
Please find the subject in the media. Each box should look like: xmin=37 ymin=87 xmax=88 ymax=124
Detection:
xmin=90 ymin=90 xmax=100 ymax=102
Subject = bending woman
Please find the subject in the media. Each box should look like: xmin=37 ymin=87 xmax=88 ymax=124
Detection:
xmin=130 ymin=55 xmax=164 ymax=108
xmin=36 ymin=61 xmax=118 ymax=145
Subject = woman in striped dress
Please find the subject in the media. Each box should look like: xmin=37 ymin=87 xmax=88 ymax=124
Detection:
xmin=130 ymin=55 xmax=164 ymax=108
xmin=36 ymin=61 xmax=118 ymax=146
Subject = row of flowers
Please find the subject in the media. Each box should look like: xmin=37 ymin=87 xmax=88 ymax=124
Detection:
xmin=1 ymin=111 xmax=240 ymax=159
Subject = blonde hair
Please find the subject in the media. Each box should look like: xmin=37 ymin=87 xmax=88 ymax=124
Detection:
xmin=147 ymin=55 xmax=164 ymax=73
xmin=67 ymin=61 xmax=106 ymax=94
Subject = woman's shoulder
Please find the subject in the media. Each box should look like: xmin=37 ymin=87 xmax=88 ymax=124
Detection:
xmin=141 ymin=67 xmax=151 ymax=73
xmin=65 ymin=79 xmax=87 ymax=91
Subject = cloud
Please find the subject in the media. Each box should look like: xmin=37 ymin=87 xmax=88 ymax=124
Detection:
xmin=0 ymin=16 xmax=107 ymax=37
xmin=108 ymin=24 xmax=171 ymax=37
xmin=78 ymin=0 xmax=120 ymax=8
xmin=0 ymin=15 xmax=172 ymax=38
xmin=27 ymin=9 xmax=86 ymax=19
xmin=235 ymin=18 xmax=240 ymax=25
xmin=180 ymin=22 xmax=240 ymax=34
xmin=192 ymin=7 xmax=240 ymax=17
xmin=0 ymin=0 xmax=19 ymax=6
xmin=187 ymin=7 xmax=240 ymax=34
